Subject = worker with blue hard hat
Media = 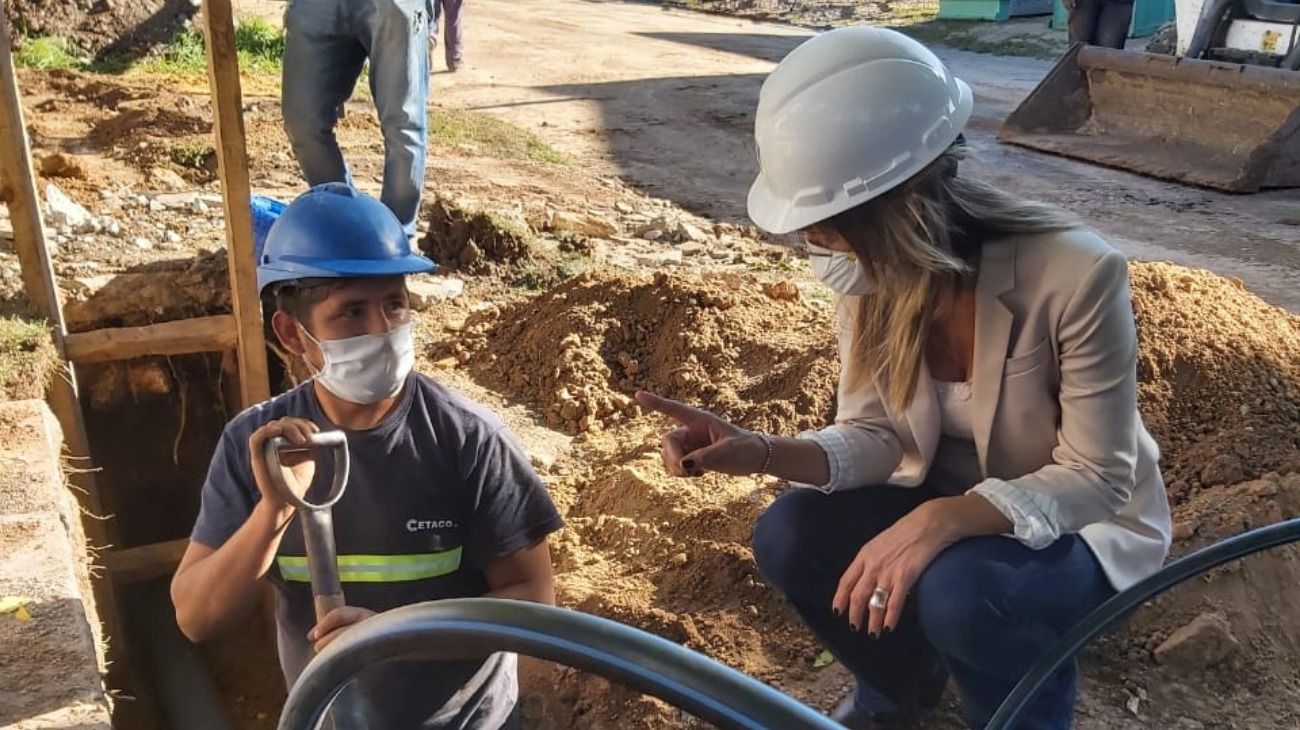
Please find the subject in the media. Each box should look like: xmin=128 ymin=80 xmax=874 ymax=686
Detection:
xmin=173 ymin=183 xmax=563 ymax=729
xmin=255 ymin=182 xmax=435 ymax=292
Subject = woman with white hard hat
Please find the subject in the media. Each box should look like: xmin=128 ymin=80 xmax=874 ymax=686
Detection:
xmin=636 ymin=26 xmax=1170 ymax=729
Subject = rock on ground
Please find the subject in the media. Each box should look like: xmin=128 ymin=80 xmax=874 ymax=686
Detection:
xmin=44 ymin=184 xmax=93 ymax=233
xmin=149 ymin=167 xmax=188 ymax=192
xmin=1145 ymin=22 xmax=1177 ymax=54
xmin=551 ymin=210 xmax=619 ymax=238
xmin=1154 ymin=613 xmax=1240 ymax=672
xmin=39 ymin=153 xmax=86 ymax=179
xmin=634 ymin=249 xmax=682 ymax=268
xmin=407 ymin=276 xmax=466 ymax=310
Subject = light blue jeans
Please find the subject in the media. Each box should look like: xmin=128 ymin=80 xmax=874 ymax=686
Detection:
xmin=282 ymin=0 xmax=432 ymax=236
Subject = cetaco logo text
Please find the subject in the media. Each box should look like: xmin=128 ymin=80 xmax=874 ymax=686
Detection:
xmin=406 ymin=519 xmax=457 ymax=532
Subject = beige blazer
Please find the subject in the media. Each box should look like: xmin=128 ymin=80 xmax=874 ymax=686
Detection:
xmin=815 ymin=230 xmax=1171 ymax=591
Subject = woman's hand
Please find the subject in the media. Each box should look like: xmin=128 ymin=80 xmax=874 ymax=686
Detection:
xmin=833 ymin=500 xmax=959 ymax=637
xmin=834 ymin=494 xmax=1014 ymax=636
xmin=635 ymin=391 xmax=766 ymax=477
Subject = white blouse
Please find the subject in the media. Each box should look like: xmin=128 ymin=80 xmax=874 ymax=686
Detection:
xmin=935 ymin=379 xmax=974 ymax=440
xmin=801 ymin=377 xmax=1044 ymax=542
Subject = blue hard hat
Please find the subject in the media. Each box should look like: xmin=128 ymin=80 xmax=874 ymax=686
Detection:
xmin=257 ymin=183 xmax=435 ymax=294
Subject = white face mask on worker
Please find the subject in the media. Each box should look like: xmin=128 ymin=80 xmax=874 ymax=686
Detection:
xmin=299 ymin=323 xmax=414 ymax=404
xmin=807 ymin=244 xmax=873 ymax=296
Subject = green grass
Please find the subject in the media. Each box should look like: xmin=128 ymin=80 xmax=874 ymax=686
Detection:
xmin=746 ymin=252 xmax=804 ymax=275
xmin=428 ymin=109 xmax=566 ymax=164
xmin=555 ymin=253 xmax=592 ymax=280
xmin=169 ymin=141 xmax=216 ymax=169
xmin=485 ymin=212 xmax=533 ymax=241
xmin=901 ymin=21 xmax=1063 ymax=59
xmin=804 ymin=287 xmax=834 ymax=309
xmin=512 ymin=254 xmax=591 ymax=291
xmin=13 ymin=37 xmax=83 ymax=70
xmin=657 ymin=0 xmax=1059 ymax=60
xmin=0 ymin=317 xmax=55 ymax=402
xmin=879 ymin=5 xmax=943 ymax=26
xmin=140 ymin=17 xmax=286 ymax=76
xmin=512 ymin=263 xmax=553 ymax=291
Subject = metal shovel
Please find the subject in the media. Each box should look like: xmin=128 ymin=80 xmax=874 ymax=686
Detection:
xmin=264 ymin=431 xmax=351 ymax=624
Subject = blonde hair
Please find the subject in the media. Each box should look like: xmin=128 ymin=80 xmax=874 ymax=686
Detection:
xmin=833 ymin=144 xmax=1078 ymax=412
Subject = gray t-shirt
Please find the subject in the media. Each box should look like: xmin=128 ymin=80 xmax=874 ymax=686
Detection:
xmin=191 ymin=373 xmax=564 ymax=729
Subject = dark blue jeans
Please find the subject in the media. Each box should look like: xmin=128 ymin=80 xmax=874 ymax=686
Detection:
xmin=752 ymin=486 xmax=1115 ymax=729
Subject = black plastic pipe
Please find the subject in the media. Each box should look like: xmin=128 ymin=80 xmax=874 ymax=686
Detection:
xmin=129 ymin=579 xmax=235 ymax=730
xmin=987 ymin=517 xmax=1300 ymax=729
xmin=278 ymin=598 xmax=842 ymax=730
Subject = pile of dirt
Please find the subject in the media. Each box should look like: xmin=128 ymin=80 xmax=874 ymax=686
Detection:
xmin=8 ymin=0 xmax=196 ymax=59
xmin=435 ymin=269 xmax=845 ymax=725
xmin=449 ymin=270 xmax=838 ymax=435
xmin=528 ymin=421 xmax=845 ymax=728
xmin=1072 ymin=263 xmax=1300 ymax=730
xmin=439 ymin=261 xmax=1300 ymax=729
xmin=1079 ymin=478 xmax=1300 ymax=730
xmin=63 ymin=251 xmax=231 ymax=332
xmin=21 ymin=68 xmax=223 ymax=196
xmin=1129 ymin=262 xmax=1300 ymax=522
xmin=419 ymin=199 xmax=537 ymax=274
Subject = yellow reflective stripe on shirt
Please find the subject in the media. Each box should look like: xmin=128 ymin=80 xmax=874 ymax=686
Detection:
xmin=276 ymin=548 xmax=463 ymax=583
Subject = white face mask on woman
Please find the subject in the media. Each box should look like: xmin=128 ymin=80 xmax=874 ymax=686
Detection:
xmin=299 ymin=323 xmax=415 ymax=404
xmin=807 ymin=243 xmax=873 ymax=296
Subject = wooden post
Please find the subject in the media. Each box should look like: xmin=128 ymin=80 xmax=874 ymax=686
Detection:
xmin=0 ymin=6 xmax=112 ymax=547
xmin=102 ymin=539 xmax=191 ymax=585
xmin=202 ymin=0 xmax=283 ymax=655
xmin=0 ymin=11 xmax=133 ymax=714
xmin=0 ymin=12 xmax=61 ymax=324
xmin=202 ymin=0 xmax=270 ymax=408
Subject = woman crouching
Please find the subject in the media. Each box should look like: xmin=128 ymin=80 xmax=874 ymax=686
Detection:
xmin=638 ymin=26 xmax=1171 ymax=730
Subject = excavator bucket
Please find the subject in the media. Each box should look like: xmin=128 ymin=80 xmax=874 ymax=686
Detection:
xmin=998 ymin=44 xmax=1300 ymax=192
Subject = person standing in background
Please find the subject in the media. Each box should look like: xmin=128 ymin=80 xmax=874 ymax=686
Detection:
xmin=429 ymin=0 xmax=466 ymax=72
xmin=1066 ymin=0 xmax=1135 ymax=49
xmin=281 ymin=0 xmax=433 ymax=238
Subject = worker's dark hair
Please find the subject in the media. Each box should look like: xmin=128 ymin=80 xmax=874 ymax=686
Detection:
xmin=270 ymin=278 xmax=339 ymax=325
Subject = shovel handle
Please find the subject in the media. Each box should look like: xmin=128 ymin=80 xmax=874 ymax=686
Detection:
xmin=264 ymin=431 xmax=350 ymax=510
xmin=299 ymin=499 xmax=346 ymax=634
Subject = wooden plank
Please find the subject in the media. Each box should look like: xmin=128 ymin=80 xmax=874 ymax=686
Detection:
xmin=65 ymin=314 xmax=239 ymax=364
xmin=202 ymin=0 xmax=271 ymax=408
xmin=103 ymin=539 xmax=190 ymax=585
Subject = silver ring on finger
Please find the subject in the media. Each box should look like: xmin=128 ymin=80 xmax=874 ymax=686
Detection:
xmin=868 ymin=586 xmax=889 ymax=611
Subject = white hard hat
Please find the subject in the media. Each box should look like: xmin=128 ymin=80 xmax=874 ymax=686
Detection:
xmin=747 ymin=27 xmax=974 ymax=235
